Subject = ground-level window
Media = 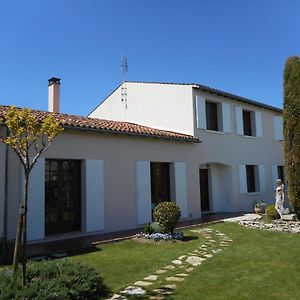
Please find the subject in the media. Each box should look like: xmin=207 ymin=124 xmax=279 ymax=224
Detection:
xmin=150 ymin=162 xmax=170 ymax=207
xmin=45 ymin=159 xmax=81 ymax=236
xmin=246 ymin=165 xmax=256 ymax=192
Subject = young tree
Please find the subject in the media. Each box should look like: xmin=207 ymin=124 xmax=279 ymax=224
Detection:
xmin=0 ymin=106 xmax=63 ymax=285
xmin=283 ymin=56 xmax=300 ymax=218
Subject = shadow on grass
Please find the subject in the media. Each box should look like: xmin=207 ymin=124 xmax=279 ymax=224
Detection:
xmin=181 ymin=235 xmax=199 ymax=242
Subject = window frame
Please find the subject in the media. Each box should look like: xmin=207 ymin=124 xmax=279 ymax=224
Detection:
xmin=205 ymin=100 xmax=222 ymax=132
xmin=246 ymin=164 xmax=256 ymax=193
xmin=243 ymin=110 xmax=256 ymax=137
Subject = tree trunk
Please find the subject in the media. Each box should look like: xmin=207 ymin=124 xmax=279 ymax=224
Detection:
xmin=22 ymin=173 xmax=29 ymax=286
xmin=12 ymin=205 xmax=24 ymax=274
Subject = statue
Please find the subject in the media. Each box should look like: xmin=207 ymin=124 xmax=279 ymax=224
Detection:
xmin=275 ymin=179 xmax=289 ymax=218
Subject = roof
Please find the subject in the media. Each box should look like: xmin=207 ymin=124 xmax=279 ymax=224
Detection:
xmin=0 ymin=105 xmax=200 ymax=143
xmin=125 ymin=81 xmax=283 ymax=113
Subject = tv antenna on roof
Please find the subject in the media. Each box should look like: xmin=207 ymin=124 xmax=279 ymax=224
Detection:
xmin=121 ymin=52 xmax=128 ymax=108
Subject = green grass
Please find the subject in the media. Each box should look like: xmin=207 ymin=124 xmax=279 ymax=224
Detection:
xmin=71 ymin=230 xmax=204 ymax=293
xmin=72 ymin=223 xmax=300 ymax=299
xmin=172 ymin=223 xmax=300 ymax=300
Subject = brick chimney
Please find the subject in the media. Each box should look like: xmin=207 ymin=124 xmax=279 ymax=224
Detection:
xmin=48 ymin=77 xmax=61 ymax=113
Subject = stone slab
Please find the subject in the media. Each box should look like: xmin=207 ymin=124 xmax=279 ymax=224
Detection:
xmin=204 ymin=254 xmax=213 ymax=258
xmin=186 ymin=256 xmax=205 ymax=266
xmin=186 ymin=267 xmax=194 ymax=272
xmin=144 ymin=275 xmax=158 ymax=281
xmin=120 ymin=286 xmax=146 ymax=296
xmin=176 ymin=273 xmax=188 ymax=277
xmin=134 ymin=280 xmax=153 ymax=287
xmin=281 ymin=214 xmax=297 ymax=221
xmin=162 ymin=284 xmax=176 ymax=289
xmin=165 ymin=276 xmax=184 ymax=282
xmin=164 ymin=265 xmax=175 ymax=270
xmin=156 ymin=269 xmax=167 ymax=274
xmin=172 ymin=259 xmax=182 ymax=265
xmin=109 ymin=294 xmax=128 ymax=300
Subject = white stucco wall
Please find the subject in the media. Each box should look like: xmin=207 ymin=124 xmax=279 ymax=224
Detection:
xmin=6 ymin=130 xmax=201 ymax=240
xmin=193 ymin=89 xmax=284 ymax=211
xmin=91 ymin=82 xmax=283 ymax=212
xmin=89 ymin=82 xmax=195 ymax=135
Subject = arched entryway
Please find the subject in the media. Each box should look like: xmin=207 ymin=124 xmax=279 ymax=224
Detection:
xmin=199 ymin=162 xmax=233 ymax=214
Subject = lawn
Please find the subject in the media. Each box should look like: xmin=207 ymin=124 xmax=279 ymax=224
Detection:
xmin=72 ymin=222 xmax=300 ymax=300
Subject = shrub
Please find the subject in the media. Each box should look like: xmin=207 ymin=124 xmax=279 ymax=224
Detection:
xmin=284 ymin=56 xmax=300 ymax=218
xmin=144 ymin=223 xmax=154 ymax=234
xmin=153 ymin=201 xmax=181 ymax=233
xmin=0 ymin=238 xmax=15 ymax=265
xmin=266 ymin=205 xmax=280 ymax=222
xmin=150 ymin=222 xmax=165 ymax=233
xmin=0 ymin=259 xmax=105 ymax=299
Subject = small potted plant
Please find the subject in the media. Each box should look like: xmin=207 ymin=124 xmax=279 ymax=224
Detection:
xmin=254 ymin=201 xmax=266 ymax=214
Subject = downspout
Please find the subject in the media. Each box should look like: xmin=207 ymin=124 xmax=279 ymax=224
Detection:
xmin=3 ymin=127 xmax=9 ymax=241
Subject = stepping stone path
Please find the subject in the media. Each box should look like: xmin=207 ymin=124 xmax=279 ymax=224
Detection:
xmin=108 ymin=228 xmax=232 ymax=299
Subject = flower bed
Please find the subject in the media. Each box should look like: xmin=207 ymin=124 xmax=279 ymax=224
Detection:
xmin=136 ymin=232 xmax=184 ymax=241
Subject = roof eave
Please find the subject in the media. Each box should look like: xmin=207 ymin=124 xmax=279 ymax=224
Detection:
xmin=194 ymin=85 xmax=283 ymax=113
xmin=63 ymin=125 xmax=201 ymax=143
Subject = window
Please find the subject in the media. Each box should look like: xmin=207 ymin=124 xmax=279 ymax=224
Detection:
xmin=240 ymin=164 xmax=265 ymax=193
xmin=243 ymin=110 xmax=254 ymax=136
xmin=150 ymin=162 xmax=170 ymax=205
xmin=206 ymin=101 xmax=219 ymax=131
xmin=246 ymin=165 xmax=256 ymax=192
xmin=236 ymin=107 xmax=262 ymax=137
xmin=45 ymin=159 xmax=81 ymax=235
xmin=196 ymin=96 xmax=231 ymax=132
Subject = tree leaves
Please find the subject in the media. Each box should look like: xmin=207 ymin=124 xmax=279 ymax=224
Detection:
xmin=0 ymin=106 xmax=63 ymax=170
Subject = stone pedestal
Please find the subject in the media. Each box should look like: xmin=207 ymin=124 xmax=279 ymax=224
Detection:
xmin=281 ymin=214 xmax=297 ymax=221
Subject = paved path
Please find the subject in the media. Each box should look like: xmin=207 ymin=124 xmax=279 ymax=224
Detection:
xmin=27 ymin=212 xmax=244 ymax=258
xmin=108 ymin=228 xmax=233 ymax=299
xmin=221 ymin=213 xmax=262 ymax=223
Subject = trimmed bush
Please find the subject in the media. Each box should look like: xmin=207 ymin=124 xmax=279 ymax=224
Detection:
xmin=153 ymin=201 xmax=181 ymax=233
xmin=266 ymin=205 xmax=280 ymax=222
xmin=150 ymin=222 xmax=165 ymax=233
xmin=284 ymin=56 xmax=300 ymax=218
xmin=0 ymin=259 xmax=105 ymax=299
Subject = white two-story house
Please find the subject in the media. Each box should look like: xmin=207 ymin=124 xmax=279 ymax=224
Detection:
xmin=0 ymin=79 xmax=284 ymax=244
xmin=90 ymin=81 xmax=284 ymax=213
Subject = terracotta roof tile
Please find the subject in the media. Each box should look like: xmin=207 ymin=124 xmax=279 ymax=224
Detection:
xmin=0 ymin=105 xmax=200 ymax=143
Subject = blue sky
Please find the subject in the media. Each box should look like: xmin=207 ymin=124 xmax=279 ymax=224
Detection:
xmin=0 ymin=0 xmax=299 ymax=116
